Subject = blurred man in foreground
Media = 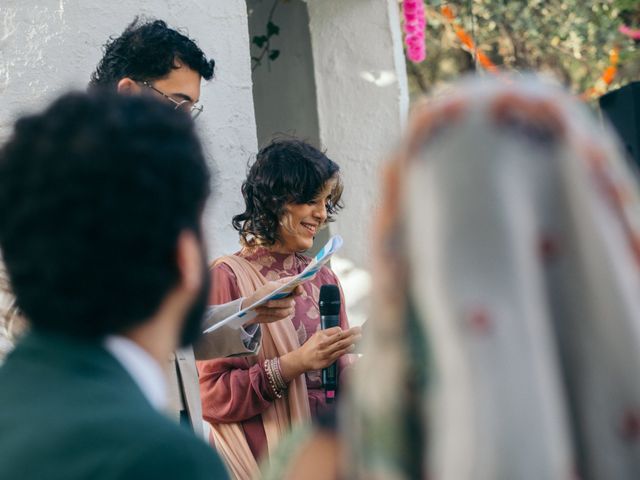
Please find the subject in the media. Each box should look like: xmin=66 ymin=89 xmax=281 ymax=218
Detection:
xmin=0 ymin=92 xmax=227 ymax=479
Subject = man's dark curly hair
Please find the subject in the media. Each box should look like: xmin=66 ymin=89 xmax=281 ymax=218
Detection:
xmin=89 ymin=17 xmax=215 ymax=90
xmin=0 ymin=92 xmax=210 ymax=338
xmin=233 ymin=139 xmax=343 ymax=247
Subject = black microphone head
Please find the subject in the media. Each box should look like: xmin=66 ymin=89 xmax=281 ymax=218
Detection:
xmin=319 ymin=284 xmax=341 ymax=316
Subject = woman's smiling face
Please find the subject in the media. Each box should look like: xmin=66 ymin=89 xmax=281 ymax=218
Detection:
xmin=274 ymin=178 xmax=337 ymax=254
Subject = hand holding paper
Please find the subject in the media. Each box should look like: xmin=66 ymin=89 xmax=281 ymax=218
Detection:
xmin=203 ymin=235 xmax=344 ymax=334
xmin=242 ymin=279 xmax=303 ymax=325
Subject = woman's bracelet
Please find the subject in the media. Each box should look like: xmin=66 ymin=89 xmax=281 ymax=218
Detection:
xmin=263 ymin=358 xmax=284 ymax=399
xmin=271 ymin=357 xmax=288 ymax=392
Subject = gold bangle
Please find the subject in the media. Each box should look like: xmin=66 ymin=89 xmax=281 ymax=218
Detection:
xmin=263 ymin=359 xmax=283 ymax=399
xmin=271 ymin=357 xmax=287 ymax=392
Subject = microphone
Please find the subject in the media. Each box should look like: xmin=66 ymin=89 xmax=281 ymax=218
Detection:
xmin=319 ymin=284 xmax=341 ymax=403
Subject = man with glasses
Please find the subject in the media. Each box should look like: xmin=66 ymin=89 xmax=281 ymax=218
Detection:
xmin=141 ymin=81 xmax=204 ymax=119
xmin=89 ymin=18 xmax=299 ymax=440
xmin=89 ymin=18 xmax=210 ymax=120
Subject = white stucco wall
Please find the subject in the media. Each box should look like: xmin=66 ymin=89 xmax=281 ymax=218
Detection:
xmin=0 ymin=0 xmax=257 ymax=259
xmin=307 ymin=0 xmax=409 ymax=269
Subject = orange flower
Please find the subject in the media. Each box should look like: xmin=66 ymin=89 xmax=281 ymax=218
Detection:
xmin=441 ymin=5 xmax=455 ymax=20
xmin=602 ymin=66 xmax=617 ymax=85
xmin=456 ymin=29 xmax=474 ymax=49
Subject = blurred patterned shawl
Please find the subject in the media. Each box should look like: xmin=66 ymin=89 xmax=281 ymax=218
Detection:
xmin=344 ymin=76 xmax=640 ymax=480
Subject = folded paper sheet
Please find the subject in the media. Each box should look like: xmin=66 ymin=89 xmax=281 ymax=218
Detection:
xmin=202 ymin=235 xmax=344 ymax=333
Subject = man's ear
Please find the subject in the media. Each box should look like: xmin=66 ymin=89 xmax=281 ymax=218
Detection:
xmin=116 ymin=77 xmax=143 ymax=95
xmin=175 ymin=230 xmax=203 ymax=295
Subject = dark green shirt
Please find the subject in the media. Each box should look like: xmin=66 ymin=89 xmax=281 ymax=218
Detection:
xmin=0 ymin=331 xmax=228 ymax=480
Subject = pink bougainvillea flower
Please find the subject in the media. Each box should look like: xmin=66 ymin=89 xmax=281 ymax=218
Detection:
xmin=402 ymin=0 xmax=426 ymax=63
xmin=619 ymin=24 xmax=640 ymax=40
xmin=404 ymin=12 xmax=418 ymax=22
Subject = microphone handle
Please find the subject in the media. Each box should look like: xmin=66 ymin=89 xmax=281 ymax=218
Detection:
xmin=320 ymin=314 xmax=340 ymax=400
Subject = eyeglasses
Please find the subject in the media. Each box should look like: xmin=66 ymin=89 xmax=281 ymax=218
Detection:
xmin=141 ymin=81 xmax=204 ymax=120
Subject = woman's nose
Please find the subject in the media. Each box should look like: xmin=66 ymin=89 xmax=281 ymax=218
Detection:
xmin=314 ymin=203 xmax=327 ymax=221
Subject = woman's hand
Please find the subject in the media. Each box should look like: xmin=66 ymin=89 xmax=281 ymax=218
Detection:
xmin=242 ymin=278 xmax=304 ymax=325
xmin=279 ymin=326 xmax=362 ymax=382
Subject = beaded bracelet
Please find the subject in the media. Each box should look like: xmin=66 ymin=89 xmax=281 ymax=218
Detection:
xmin=263 ymin=359 xmax=283 ymax=399
xmin=271 ymin=357 xmax=288 ymax=392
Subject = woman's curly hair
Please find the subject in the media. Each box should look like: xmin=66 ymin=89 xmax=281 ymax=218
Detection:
xmin=89 ymin=17 xmax=215 ymax=90
xmin=233 ymin=139 xmax=344 ymax=247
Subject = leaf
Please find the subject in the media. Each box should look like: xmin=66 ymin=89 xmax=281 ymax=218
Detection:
xmin=252 ymin=35 xmax=268 ymax=48
xmin=267 ymin=21 xmax=280 ymax=37
xmin=269 ymin=49 xmax=280 ymax=61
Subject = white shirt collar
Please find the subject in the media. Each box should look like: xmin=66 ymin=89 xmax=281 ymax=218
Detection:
xmin=103 ymin=335 xmax=168 ymax=411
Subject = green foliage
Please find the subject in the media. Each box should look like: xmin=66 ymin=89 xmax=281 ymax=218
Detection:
xmin=615 ymin=0 xmax=640 ymax=12
xmin=252 ymin=35 xmax=269 ymax=48
xmin=407 ymin=0 xmax=640 ymax=101
xmin=268 ymin=49 xmax=280 ymax=61
xmin=267 ymin=21 xmax=281 ymax=37
xmin=250 ymin=0 xmax=282 ymax=71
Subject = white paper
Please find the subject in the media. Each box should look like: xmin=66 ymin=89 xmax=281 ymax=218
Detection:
xmin=202 ymin=235 xmax=344 ymax=334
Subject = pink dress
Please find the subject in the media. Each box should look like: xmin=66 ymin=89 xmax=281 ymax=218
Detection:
xmin=197 ymin=248 xmax=349 ymax=461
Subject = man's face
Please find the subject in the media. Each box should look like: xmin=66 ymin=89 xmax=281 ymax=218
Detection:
xmin=118 ymin=61 xmax=203 ymax=118
xmin=179 ymin=255 xmax=210 ymax=348
xmin=151 ymin=62 xmax=202 ymax=113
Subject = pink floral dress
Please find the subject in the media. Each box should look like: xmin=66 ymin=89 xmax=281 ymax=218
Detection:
xmin=197 ymin=247 xmax=349 ymax=461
